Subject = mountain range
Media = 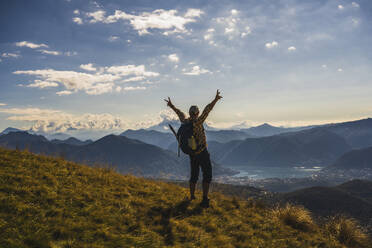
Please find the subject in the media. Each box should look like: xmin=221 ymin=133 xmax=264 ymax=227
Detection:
xmin=0 ymin=131 xmax=235 ymax=178
xmin=2 ymin=118 xmax=372 ymax=170
xmin=328 ymin=146 xmax=372 ymax=169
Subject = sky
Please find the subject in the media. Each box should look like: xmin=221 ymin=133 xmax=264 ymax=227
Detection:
xmin=0 ymin=0 xmax=372 ymax=136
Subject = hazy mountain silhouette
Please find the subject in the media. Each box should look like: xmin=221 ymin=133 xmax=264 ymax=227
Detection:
xmin=336 ymin=179 xmax=372 ymax=203
xmin=241 ymin=123 xmax=313 ymax=137
xmin=328 ymin=146 xmax=372 ymax=169
xmin=51 ymin=137 xmax=93 ymax=146
xmin=0 ymin=131 xmax=234 ymax=177
xmin=122 ymin=128 xmax=252 ymax=151
xmin=215 ymin=128 xmax=351 ymax=167
xmin=322 ymin=118 xmax=372 ymax=149
xmin=282 ymin=180 xmax=372 ymax=226
xmin=146 ymin=118 xmax=217 ymax=132
xmin=0 ymin=127 xmax=23 ymax=135
xmin=121 ymin=129 xmax=175 ymax=149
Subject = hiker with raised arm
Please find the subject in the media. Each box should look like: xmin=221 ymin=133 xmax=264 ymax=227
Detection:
xmin=165 ymin=90 xmax=223 ymax=208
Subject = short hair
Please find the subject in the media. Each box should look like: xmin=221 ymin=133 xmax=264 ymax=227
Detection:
xmin=189 ymin=105 xmax=199 ymax=116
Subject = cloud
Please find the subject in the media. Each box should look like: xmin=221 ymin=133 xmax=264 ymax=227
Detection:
xmin=214 ymin=12 xmax=251 ymax=40
xmin=338 ymin=5 xmax=344 ymax=10
xmin=0 ymin=103 xmax=6 ymax=106
xmin=85 ymin=8 xmax=203 ymax=35
xmin=0 ymin=107 xmax=131 ymax=132
xmin=13 ymin=64 xmax=159 ymax=95
xmin=108 ymin=35 xmax=119 ymax=42
xmin=73 ymin=17 xmax=83 ymax=25
xmin=15 ymin=41 xmax=48 ymax=49
xmin=15 ymin=41 xmax=63 ymax=56
xmin=231 ymin=9 xmax=238 ymax=16
xmin=105 ymin=65 xmax=159 ymax=77
xmin=2 ymin=53 xmax=21 ymax=58
xmin=265 ymin=41 xmax=278 ymax=49
xmin=65 ymin=51 xmax=78 ymax=56
xmin=337 ymin=68 xmax=343 ymax=72
xmin=123 ymin=86 xmax=146 ymax=91
xmin=352 ymin=2 xmax=360 ymax=8
xmin=203 ymin=29 xmax=213 ymax=39
xmin=168 ymin=53 xmax=179 ymax=63
xmin=322 ymin=64 xmax=327 ymax=69
xmin=56 ymin=90 xmax=73 ymax=96
xmin=121 ymin=76 xmax=146 ymax=83
xmin=73 ymin=9 xmax=80 ymax=15
xmin=288 ymin=46 xmax=296 ymax=51
xmin=38 ymin=49 xmax=61 ymax=56
xmin=87 ymin=10 xmax=106 ymax=23
xmin=27 ymin=80 xmax=59 ymax=88
xmin=183 ymin=65 xmax=211 ymax=75
xmin=0 ymin=106 xmax=188 ymax=133
xmin=184 ymin=8 xmax=204 ymax=18
xmin=80 ymin=63 xmax=96 ymax=71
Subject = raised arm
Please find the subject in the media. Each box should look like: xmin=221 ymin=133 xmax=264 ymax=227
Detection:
xmin=164 ymin=97 xmax=186 ymax=122
xmin=198 ymin=90 xmax=223 ymax=123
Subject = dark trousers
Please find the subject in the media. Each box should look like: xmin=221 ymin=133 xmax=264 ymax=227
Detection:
xmin=189 ymin=149 xmax=212 ymax=184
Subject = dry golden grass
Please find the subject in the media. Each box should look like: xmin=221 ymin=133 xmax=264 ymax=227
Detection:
xmin=272 ymin=203 xmax=316 ymax=232
xmin=0 ymin=147 xmax=365 ymax=247
xmin=324 ymin=215 xmax=371 ymax=248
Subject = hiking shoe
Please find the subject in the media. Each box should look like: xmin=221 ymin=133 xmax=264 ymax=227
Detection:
xmin=200 ymin=198 xmax=210 ymax=208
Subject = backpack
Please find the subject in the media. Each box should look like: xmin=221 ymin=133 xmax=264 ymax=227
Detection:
xmin=169 ymin=122 xmax=198 ymax=156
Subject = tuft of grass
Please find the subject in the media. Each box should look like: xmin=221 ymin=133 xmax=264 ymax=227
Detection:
xmin=272 ymin=203 xmax=316 ymax=232
xmin=325 ymin=215 xmax=371 ymax=248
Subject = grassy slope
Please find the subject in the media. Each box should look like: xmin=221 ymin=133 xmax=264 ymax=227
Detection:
xmin=0 ymin=148 xmax=345 ymax=248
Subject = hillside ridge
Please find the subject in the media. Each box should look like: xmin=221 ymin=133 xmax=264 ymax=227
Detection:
xmin=1 ymin=148 xmax=364 ymax=247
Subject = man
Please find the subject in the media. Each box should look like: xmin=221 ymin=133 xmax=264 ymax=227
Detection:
xmin=165 ymin=90 xmax=222 ymax=208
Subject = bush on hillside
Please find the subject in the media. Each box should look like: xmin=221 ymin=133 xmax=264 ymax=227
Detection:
xmin=325 ymin=215 xmax=371 ymax=248
xmin=272 ymin=203 xmax=315 ymax=232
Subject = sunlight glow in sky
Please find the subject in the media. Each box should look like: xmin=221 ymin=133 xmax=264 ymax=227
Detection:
xmin=0 ymin=0 xmax=372 ymax=134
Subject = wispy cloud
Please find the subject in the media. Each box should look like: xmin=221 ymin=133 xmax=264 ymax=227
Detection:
xmin=15 ymin=41 xmax=63 ymax=56
xmin=213 ymin=10 xmax=252 ymax=41
xmin=0 ymin=107 xmax=130 ymax=132
xmin=288 ymin=46 xmax=296 ymax=51
xmin=73 ymin=17 xmax=83 ymax=25
xmin=15 ymin=41 xmax=48 ymax=49
xmin=38 ymin=49 xmax=61 ymax=56
xmin=351 ymin=2 xmax=360 ymax=8
xmin=84 ymin=8 xmax=203 ymax=35
xmin=0 ymin=103 xmax=6 ymax=106
xmin=13 ymin=64 xmax=159 ymax=95
xmin=80 ymin=63 xmax=96 ymax=71
xmin=121 ymin=76 xmax=146 ymax=83
xmin=183 ymin=65 xmax=211 ymax=75
xmin=2 ymin=53 xmax=21 ymax=58
xmin=27 ymin=80 xmax=59 ymax=88
xmin=168 ymin=53 xmax=179 ymax=63
xmin=108 ymin=35 xmax=119 ymax=42
xmin=56 ymin=90 xmax=73 ymax=96
xmin=0 ymin=107 xmax=174 ymax=133
xmin=265 ymin=41 xmax=278 ymax=49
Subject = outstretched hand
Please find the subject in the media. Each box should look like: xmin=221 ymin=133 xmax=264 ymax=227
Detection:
xmin=215 ymin=89 xmax=223 ymax=101
xmin=164 ymin=97 xmax=173 ymax=107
